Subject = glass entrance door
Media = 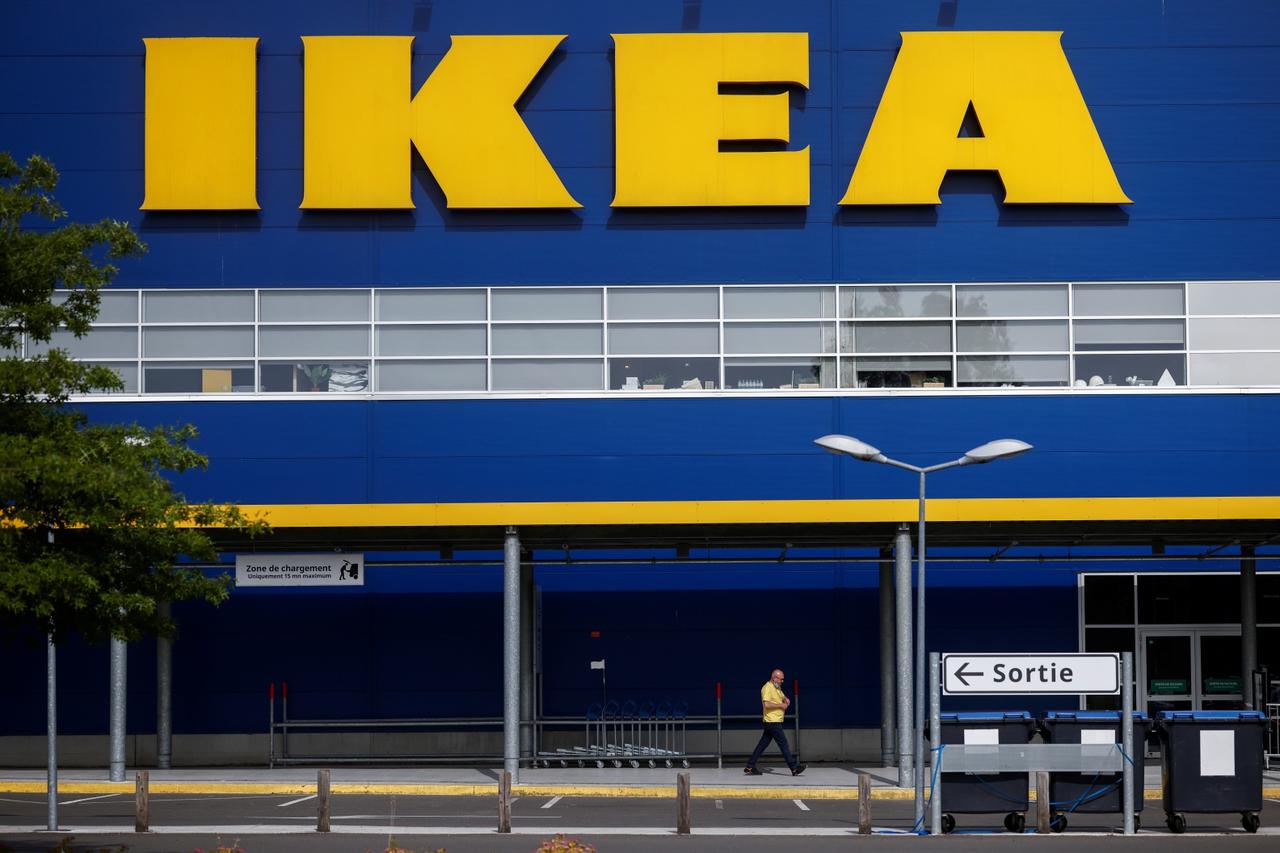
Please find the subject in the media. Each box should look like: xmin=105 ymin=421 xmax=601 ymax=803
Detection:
xmin=1138 ymin=629 xmax=1243 ymax=715
xmin=1141 ymin=632 xmax=1193 ymax=716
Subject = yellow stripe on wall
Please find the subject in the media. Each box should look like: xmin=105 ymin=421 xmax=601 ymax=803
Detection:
xmin=232 ymin=496 xmax=1280 ymax=528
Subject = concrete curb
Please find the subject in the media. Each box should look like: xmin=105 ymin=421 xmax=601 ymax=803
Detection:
xmin=7 ymin=780 xmax=1274 ymax=800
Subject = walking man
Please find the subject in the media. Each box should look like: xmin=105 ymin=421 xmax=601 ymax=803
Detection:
xmin=744 ymin=668 xmax=806 ymax=775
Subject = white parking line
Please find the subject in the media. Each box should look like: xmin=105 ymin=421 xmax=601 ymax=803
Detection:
xmin=793 ymin=798 xmax=810 ymax=811
xmin=277 ymin=794 xmax=318 ymax=807
xmin=541 ymin=796 xmax=562 ymax=809
xmin=59 ymin=794 xmax=120 ymax=806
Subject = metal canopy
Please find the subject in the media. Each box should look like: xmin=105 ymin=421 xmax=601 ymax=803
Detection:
xmin=203 ymin=517 xmax=1280 ymax=554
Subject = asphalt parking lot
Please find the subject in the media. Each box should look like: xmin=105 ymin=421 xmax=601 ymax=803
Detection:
xmin=1 ymin=791 xmax=1279 ymax=851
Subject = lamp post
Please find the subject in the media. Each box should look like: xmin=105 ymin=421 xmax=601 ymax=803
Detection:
xmin=815 ymin=433 xmax=1032 ymax=827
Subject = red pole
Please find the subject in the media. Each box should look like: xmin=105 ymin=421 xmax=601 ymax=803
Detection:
xmin=268 ymin=683 xmax=275 ymax=768
xmin=716 ymin=682 xmax=722 ymax=701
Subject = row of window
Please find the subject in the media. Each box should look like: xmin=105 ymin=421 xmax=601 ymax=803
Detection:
xmin=35 ymin=282 xmax=1280 ymax=395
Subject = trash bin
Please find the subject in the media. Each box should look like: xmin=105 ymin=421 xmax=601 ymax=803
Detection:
xmin=936 ymin=711 xmax=1039 ymax=833
xmin=1156 ymin=710 xmax=1266 ymax=833
xmin=1040 ymin=710 xmax=1150 ymax=832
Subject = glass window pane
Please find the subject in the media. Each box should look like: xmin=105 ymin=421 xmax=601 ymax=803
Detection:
xmin=608 ymin=322 xmax=717 ymax=355
xmin=491 ymin=287 xmax=601 ymax=321
xmin=843 ymin=356 xmax=951 ymax=388
xmin=725 ymin=357 xmax=835 ymax=389
xmin=1074 ymin=319 xmax=1184 ymax=350
xmin=957 ymin=284 xmax=1068 ymax=317
xmin=493 ymin=323 xmax=601 ymax=355
xmin=1190 ymin=353 xmax=1280 ymax=386
xmin=847 ymin=321 xmax=950 ymax=353
xmin=1073 ymin=283 xmax=1183 ymax=316
xmin=957 ymin=320 xmax=1067 ymax=352
xmin=260 ymin=289 xmax=370 ymax=322
xmin=1188 ymin=282 xmax=1280 ymax=315
xmin=55 ymin=290 xmax=138 ymax=324
xmin=491 ymin=358 xmax=603 ymax=391
xmin=610 ymin=356 xmax=719 ymax=390
xmin=259 ymin=325 xmax=370 ymax=358
xmin=1138 ymin=575 xmax=1238 ymax=624
xmin=376 ymin=325 xmax=486 ymax=356
xmin=957 ymin=355 xmax=1069 ymax=387
xmin=608 ymin=287 xmax=717 ymax=320
xmin=724 ymin=322 xmax=835 ymax=354
xmin=1190 ymin=318 xmax=1280 ymax=350
xmin=725 ymin=286 xmax=835 ymax=319
xmin=29 ymin=327 xmax=138 ymax=359
xmin=144 ymin=290 xmax=254 ymax=323
xmin=376 ymin=360 xmax=486 ymax=391
xmin=84 ymin=362 xmax=138 ymax=393
xmin=260 ymin=361 xmax=369 ymax=392
xmin=143 ymin=362 xmax=254 ymax=394
xmin=375 ymin=289 xmax=485 ymax=321
xmin=1074 ymin=354 xmax=1185 ymax=387
xmin=1084 ymin=575 xmax=1135 ymax=624
xmin=844 ymin=285 xmax=950 ymax=318
xmin=144 ymin=326 xmax=255 ymax=358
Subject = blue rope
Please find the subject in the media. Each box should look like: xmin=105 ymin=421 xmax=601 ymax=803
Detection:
xmin=908 ymin=743 xmax=946 ymax=835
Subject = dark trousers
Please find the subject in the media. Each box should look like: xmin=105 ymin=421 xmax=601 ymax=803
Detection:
xmin=747 ymin=722 xmax=796 ymax=769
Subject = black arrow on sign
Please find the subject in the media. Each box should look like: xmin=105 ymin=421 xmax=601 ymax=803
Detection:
xmin=954 ymin=661 xmax=985 ymax=687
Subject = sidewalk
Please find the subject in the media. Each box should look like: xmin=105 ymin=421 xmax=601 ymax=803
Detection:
xmin=6 ymin=764 xmax=1277 ymax=799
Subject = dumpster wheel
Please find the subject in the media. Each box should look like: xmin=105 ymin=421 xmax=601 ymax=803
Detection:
xmin=1241 ymin=812 xmax=1260 ymax=833
xmin=940 ymin=814 xmax=956 ymax=834
xmin=1003 ymin=812 xmax=1026 ymax=833
xmin=1166 ymin=812 xmax=1187 ymax=834
xmin=1133 ymin=813 xmax=1141 ymax=832
xmin=1050 ymin=813 xmax=1067 ymax=833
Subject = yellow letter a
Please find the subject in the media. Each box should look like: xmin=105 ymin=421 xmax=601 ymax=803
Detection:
xmin=840 ymin=32 xmax=1130 ymax=205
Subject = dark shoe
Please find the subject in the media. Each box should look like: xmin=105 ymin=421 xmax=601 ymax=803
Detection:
xmin=791 ymin=764 xmax=807 ymax=776
xmin=744 ymin=766 xmax=762 ymax=775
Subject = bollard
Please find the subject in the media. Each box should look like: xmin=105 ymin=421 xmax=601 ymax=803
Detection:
xmin=135 ymin=770 xmax=149 ymax=833
xmin=1036 ymin=771 xmax=1050 ymax=834
xmin=317 ymin=769 xmax=330 ymax=832
xmin=676 ymin=772 xmax=691 ymax=835
xmin=858 ymin=772 xmax=872 ymax=835
xmin=498 ymin=770 xmax=512 ymax=833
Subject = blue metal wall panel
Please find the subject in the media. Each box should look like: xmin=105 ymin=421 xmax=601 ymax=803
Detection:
xmin=5 ymin=0 xmax=1279 ymax=285
xmin=86 ymin=394 xmax=1280 ymax=505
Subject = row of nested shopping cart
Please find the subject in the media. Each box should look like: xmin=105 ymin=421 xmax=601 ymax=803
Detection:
xmin=540 ymin=700 xmax=699 ymax=768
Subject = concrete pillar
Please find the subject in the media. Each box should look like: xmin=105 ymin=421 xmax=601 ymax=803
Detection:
xmin=156 ymin=601 xmax=172 ymax=769
xmin=878 ymin=545 xmax=896 ymax=767
xmin=520 ymin=558 xmax=535 ymax=759
xmin=1241 ymin=544 xmax=1257 ymax=707
xmin=503 ymin=527 xmax=521 ymax=781
xmin=109 ymin=636 xmax=127 ymax=781
xmin=894 ymin=524 xmax=913 ymax=786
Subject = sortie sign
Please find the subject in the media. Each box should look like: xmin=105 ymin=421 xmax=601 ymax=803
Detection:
xmin=941 ymin=653 xmax=1120 ymax=696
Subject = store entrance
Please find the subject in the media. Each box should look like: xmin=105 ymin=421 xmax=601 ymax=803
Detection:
xmin=1138 ymin=628 xmax=1243 ymax=716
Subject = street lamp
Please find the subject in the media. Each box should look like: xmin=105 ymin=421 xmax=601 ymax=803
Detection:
xmin=815 ymin=433 xmax=1032 ymax=827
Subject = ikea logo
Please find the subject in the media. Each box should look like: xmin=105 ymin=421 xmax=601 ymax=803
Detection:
xmin=143 ymin=32 xmax=1130 ymax=211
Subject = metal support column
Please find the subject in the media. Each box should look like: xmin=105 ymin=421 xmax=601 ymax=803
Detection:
xmin=109 ymin=635 xmax=127 ymax=782
xmin=894 ymin=525 xmax=913 ymax=787
xmin=47 ymin=634 xmax=58 ymax=831
xmin=1241 ymin=544 xmax=1257 ymax=707
xmin=1122 ymin=652 xmax=1134 ymax=836
xmin=156 ymin=601 xmax=172 ymax=769
xmin=503 ymin=527 xmax=521 ymax=782
xmin=878 ymin=545 xmax=896 ymax=767
xmin=929 ymin=652 xmax=941 ymax=836
xmin=914 ymin=471 xmax=927 ymax=825
xmin=520 ymin=558 xmax=535 ymax=760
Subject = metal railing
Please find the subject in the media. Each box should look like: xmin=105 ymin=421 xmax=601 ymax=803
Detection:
xmin=1266 ymin=703 xmax=1279 ymax=770
xmin=268 ymin=680 xmax=802 ymax=768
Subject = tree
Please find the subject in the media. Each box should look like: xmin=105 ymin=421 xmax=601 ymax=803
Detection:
xmin=0 ymin=153 xmax=266 ymax=644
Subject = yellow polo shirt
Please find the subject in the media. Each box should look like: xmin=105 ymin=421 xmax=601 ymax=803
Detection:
xmin=761 ymin=681 xmax=785 ymax=723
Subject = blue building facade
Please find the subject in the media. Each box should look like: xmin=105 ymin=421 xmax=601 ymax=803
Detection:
xmin=3 ymin=1 xmax=1279 ymax=758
